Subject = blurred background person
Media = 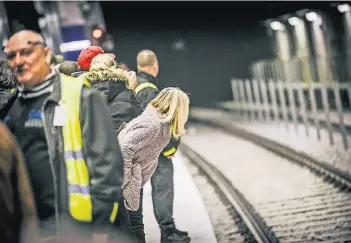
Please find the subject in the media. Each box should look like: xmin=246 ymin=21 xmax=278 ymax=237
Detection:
xmin=84 ymin=53 xmax=143 ymax=131
xmin=135 ymin=50 xmax=190 ymax=243
xmin=0 ymin=121 xmax=39 ymax=243
xmin=72 ymin=46 xmax=115 ymax=78
xmin=58 ymin=61 xmax=81 ymax=76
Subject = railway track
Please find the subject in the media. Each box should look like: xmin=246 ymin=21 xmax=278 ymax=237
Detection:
xmin=180 ymin=123 xmax=351 ymax=243
xmin=180 ymin=143 xmax=277 ymax=243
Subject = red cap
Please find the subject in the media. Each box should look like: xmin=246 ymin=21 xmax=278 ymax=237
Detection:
xmin=77 ymin=46 xmax=116 ymax=71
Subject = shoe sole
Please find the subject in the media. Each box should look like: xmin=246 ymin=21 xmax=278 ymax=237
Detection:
xmin=161 ymin=237 xmax=191 ymax=243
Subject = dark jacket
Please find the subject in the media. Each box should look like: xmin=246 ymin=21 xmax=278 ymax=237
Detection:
xmin=0 ymin=74 xmax=125 ymax=234
xmin=135 ymin=71 xmax=180 ymax=157
xmin=135 ymin=72 xmax=160 ymax=109
xmin=90 ymin=79 xmax=143 ymax=131
xmin=0 ymin=88 xmax=13 ymax=109
xmin=0 ymin=121 xmax=39 ymax=243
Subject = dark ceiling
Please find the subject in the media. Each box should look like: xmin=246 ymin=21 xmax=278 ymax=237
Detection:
xmin=101 ymin=1 xmax=339 ymax=30
xmin=2 ymin=1 xmax=344 ymax=34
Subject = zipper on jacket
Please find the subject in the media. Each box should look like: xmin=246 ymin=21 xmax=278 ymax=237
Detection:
xmin=42 ymin=100 xmax=60 ymax=241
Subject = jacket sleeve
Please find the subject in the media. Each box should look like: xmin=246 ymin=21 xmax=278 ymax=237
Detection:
xmin=130 ymin=91 xmax=144 ymax=118
xmin=0 ymin=89 xmax=17 ymax=121
xmin=162 ymin=137 xmax=181 ymax=157
xmin=80 ymin=86 xmax=124 ymax=228
xmin=109 ymin=90 xmax=143 ymax=130
xmin=136 ymin=87 xmax=159 ymax=109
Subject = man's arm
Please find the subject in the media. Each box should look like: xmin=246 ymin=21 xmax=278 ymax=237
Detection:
xmin=80 ymin=87 xmax=124 ymax=228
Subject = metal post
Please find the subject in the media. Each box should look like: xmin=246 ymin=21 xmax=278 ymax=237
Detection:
xmin=347 ymin=84 xmax=351 ymax=111
xmin=231 ymin=79 xmax=240 ymax=112
xmin=334 ymin=82 xmax=348 ymax=149
xmin=287 ymin=81 xmax=298 ymax=134
xmin=238 ymin=79 xmax=248 ymax=120
xmin=34 ymin=1 xmax=63 ymax=55
xmin=252 ymin=79 xmax=263 ymax=121
xmin=268 ymin=79 xmax=280 ymax=124
xmin=245 ymin=79 xmax=254 ymax=121
xmin=277 ymin=80 xmax=289 ymax=130
xmin=309 ymin=83 xmax=321 ymax=141
xmin=296 ymin=83 xmax=309 ymax=137
xmin=260 ymin=79 xmax=271 ymax=122
xmin=235 ymin=79 xmax=242 ymax=115
xmin=320 ymin=84 xmax=334 ymax=145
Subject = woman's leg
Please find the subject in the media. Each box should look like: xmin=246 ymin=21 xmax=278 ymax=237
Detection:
xmin=114 ymin=199 xmax=135 ymax=242
xmin=127 ymin=189 xmax=145 ymax=243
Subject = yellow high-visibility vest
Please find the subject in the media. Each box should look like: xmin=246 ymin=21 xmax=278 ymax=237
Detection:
xmin=60 ymin=74 xmax=118 ymax=222
xmin=134 ymin=82 xmax=158 ymax=95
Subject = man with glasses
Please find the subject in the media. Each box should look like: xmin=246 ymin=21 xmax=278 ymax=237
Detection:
xmin=1 ymin=30 xmax=130 ymax=243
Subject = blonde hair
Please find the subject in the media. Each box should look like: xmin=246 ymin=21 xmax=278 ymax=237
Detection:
xmin=137 ymin=50 xmax=158 ymax=69
xmin=151 ymin=87 xmax=190 ymax=140
xmin=84 ymin=54 xmax=131 ymax=88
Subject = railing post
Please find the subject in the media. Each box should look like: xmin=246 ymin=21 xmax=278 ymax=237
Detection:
xmin=309 ymin=83 xmax=321 ymax=141
xmin=320 ymin=83 xmax=334 ymax=145
xmin=296 ymin=82 xmax=309 ymax=137
xmin=334 ymin=82 xmax=348 ymax=150
xmin=252 ymin=79 xmax=264 ymax=122
xmin=268 ymin=79 xmax=279 ymax=124
xmin=277 ymin=80 xmax=289 ymax=130
xmin=260 ymin=79 xmax=271 ymax=122
xmin=231 ymin=79 xmax=240 ymax=113
xmin=347 ymin=84 xmax=351 ymax=111
xmin=244 ymin=79 xmax=254 ymax=121
xmin=287 ymin=81 xmax=298 ymax=134
xmin=238 ymin=79 xmax=248 ymax=120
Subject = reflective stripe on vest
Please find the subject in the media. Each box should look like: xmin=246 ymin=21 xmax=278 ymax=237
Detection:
xmin=134 ymin=82 xmax=158 ymax=95
xmin=60 ymin=74 xmax=92 ymax=222
xmin=163 ymin=147 xmax=177 ymax=157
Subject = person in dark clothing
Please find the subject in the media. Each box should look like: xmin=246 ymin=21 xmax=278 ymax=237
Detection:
xmin=0 ymin=121 xmax=40 ymax=243
xmin=0 ymin=60 xmax=17 ymax=109
xmin=84 ymin=53 xmax=143 ymax=131
xmin=1 ymin=30 xmax=131 ymax=243
xmin=134 ymin=50 xmax=190 ymax=243
xmin=58 ymin=61 xmax=80 ymax=76
xmin=84 ymin=53 xmax=142 ymax=242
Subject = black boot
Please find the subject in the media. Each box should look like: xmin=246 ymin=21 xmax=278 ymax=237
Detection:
xmin=161 ymin=228 xmax=191 ymax=243
xmin=174 ymin=228 xmax=188 ymax=237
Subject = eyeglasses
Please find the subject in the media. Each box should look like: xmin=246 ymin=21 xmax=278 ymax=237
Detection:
xmin=2 ymin=41 xmax=47 ymax=52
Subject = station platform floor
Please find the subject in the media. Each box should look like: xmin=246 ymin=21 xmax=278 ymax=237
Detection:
xmin=143 ymin=153 xmax=217 ymax=243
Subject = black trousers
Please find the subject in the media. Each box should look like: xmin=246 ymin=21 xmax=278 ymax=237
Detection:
xmin=127 ymin=156 xmax=175 ymax=242
xmin=127 ymin=189 xmax=145 ymax=243
xmin=151 ymin=155 xmax=175 ymax=231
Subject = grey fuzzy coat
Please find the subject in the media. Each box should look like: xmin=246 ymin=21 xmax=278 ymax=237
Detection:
xmin=118 ymin=105 xmax=171 ymax=211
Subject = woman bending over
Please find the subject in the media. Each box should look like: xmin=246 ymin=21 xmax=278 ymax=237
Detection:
xmin=118 ymin=87 xmax=189 ymax=211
